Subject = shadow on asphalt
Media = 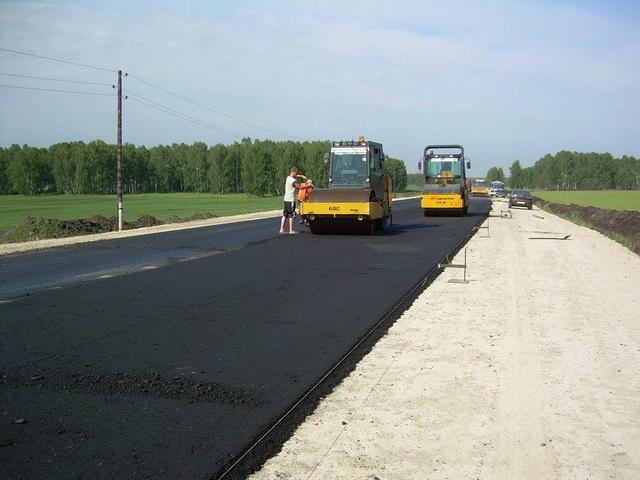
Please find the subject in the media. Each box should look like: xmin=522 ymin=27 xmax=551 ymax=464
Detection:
xmin=466 ymin=211 xmax=490 ymax=217
xmin=386 ymin=223 xmax=443 ymax=234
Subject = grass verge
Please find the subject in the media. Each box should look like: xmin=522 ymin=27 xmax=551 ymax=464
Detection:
xmin=0 ymin=193 xmax=282 ymax=243
xmin=0 ymin=193 xmax=282 ymax=230
xmin=532 ymin=190 xmax=640 ymax=212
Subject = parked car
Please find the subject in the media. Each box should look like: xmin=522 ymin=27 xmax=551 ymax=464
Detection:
xmin=508 ymin=189 xmax=533 ymax=209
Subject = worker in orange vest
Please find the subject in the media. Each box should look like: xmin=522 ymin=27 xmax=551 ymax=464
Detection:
xmin=297 ymin=178 xmax=313 ymax=202
xmin=296 ymin=178 xmax=314 ymax=224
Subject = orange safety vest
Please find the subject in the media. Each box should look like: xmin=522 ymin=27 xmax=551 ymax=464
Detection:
xmin=297 ymin=184 xmax=313 ymax=202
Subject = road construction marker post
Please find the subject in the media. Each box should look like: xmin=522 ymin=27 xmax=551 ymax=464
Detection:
xmin=439 ymin=248 xmax=468 ymax=284
xmin=475 ymin=219 xmax=490 ymax=237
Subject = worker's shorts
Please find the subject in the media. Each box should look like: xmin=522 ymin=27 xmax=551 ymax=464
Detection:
xmin=283 ymin=201 xmax=295 ymax=218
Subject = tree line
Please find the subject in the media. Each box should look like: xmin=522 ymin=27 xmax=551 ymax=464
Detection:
xmin=0 ymin=139 xmax=408 ymax=196
xmin=485 ymin=151 xmax=639 ymax=190
xmin=484 ymin=167 xmax=505 ymax=183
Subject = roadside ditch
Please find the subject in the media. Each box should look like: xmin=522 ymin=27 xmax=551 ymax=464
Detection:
xmin=534 ymin=197 xmax=640 ymax=254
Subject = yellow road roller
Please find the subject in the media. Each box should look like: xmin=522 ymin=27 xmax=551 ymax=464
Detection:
xmin=300 ymin=138 xmax=392 ymax=234
xmin=471 ymin=178 xmax=490 ymax=196
xmin=419 ymin=144 xmax=470 ymax=216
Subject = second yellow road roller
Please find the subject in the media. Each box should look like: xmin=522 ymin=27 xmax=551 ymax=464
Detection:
xmin=419 ymin=144 xmax=470 ymax=216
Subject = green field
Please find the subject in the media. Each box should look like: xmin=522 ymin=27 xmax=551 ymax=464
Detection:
xmin=532 ymin=190 xmax=640 ymax=212
xmin=0 ymin=193 xmax=282 ymax=230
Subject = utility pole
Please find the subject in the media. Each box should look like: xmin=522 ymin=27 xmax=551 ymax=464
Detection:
xmin=116 ymin=69 xmax=123 ymax=231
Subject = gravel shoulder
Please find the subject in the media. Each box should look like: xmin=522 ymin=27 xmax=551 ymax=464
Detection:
xmin=251 ymin=199 xmax=640 ymax=479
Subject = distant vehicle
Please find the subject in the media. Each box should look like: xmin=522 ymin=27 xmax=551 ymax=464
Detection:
xmin=495 ymin=188 xmax=507 ymax=197
xmin=471 ymin=178 xmax=489 ymax=196
xmin=489 ymin=181 xmax=504 ymax=196
xmin=509 ymin=189 xmax=533 ymax=209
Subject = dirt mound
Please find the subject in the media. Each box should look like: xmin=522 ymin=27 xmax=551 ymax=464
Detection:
xmin=4 ymin=214 xmax=164 ymax=243
xmin=3 ymin=211 xmax=220 ymax=244
xmin=164 ymin=214 xmax=185 ymax=224
xmin=187 ymin=212 xmax=217 ymax=221
xmin=535 ymin=198 xmax=640 ymax=254
xmin=162 ymin=212 xmax=218 ymax=224
xmin=7 ymin=216 xmax=117 ymax=241
xmin=136 ymin=214 xmax=163 ymax=228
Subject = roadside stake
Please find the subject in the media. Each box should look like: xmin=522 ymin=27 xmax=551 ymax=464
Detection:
xmin=474 ymin=219 xmax=490 ymax=237
xmin=489 ymin=210 xmax=511 ymax=219
xmin=438 ymin=248 xmax=469 ymax=284
xmin=528 ymin=234 xmax=572 ymax=240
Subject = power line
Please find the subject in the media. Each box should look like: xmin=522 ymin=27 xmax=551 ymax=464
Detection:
xmin=127 ymin=96 xmax=242 ymax=139
xmin=126 ymin=90 xmax=245 ymax=138
xmin=0 ymin=47 xmax=115 ymax=73
xmin=1 ymin=47 xmax=299 ymax=140
xmin=127 ymin=73 xmax=300 ymax=140
xmin=0 ymin=84 xmax=114 ymax=96
xmin=0 ymin=72 xmax=112 ymax=87
xmin=129 ymin=97 xmax=241 ymax=139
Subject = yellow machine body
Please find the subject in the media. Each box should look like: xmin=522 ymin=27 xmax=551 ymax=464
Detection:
xmin=301 ymin=188 xmax=386 ymax=219
xmin=301 ymin=176 xmax=392 ymax=234
xmin=420 ymin=193 xmax=465 ymax=210
xmin=471 ymin=179 xmax=489 ymax=196
xmin=471 ymin=185 xmax=489 ymax=196
xmin=300 ymin=200 xmax=385 ymax=218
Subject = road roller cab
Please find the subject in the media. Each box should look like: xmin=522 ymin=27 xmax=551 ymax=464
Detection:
xmin=300 ymin=137 xmax=392 ymax=234
xmin=419 ymin=144 xmax=470 ymax=216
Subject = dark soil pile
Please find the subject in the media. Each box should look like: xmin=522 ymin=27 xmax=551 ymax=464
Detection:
xmin=3 ymin=211 xmax=219 ymax=243
xmin=135 ymin=214 xmax=164 ymax=228
xmin=4 ymin=214 xmax=163 ymax=242
xmin=164 ymin=212 xmax=218 ymax=223
xmin=534 ymin=198 xmax=640 ymax=254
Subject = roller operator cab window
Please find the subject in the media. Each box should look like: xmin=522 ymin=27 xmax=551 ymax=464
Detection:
xmin=426 ymin=158 xmax=462 ymax=180
xmin=370 ymin=147 xmax=382 ymax=172
xmin=331 ymin=152 xmax=368 ymax=185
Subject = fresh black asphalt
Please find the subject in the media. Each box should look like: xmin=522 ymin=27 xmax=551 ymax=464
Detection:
xmin=0 ymin=197 xmax=491 ymax=479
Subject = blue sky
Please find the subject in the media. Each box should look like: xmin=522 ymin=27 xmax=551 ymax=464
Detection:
xmin=1 ymin=0 xmax=639 ymax=174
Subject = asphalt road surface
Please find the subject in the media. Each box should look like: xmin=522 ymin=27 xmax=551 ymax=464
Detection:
xmin=1 ymin=197 xmax=490 ymax=479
